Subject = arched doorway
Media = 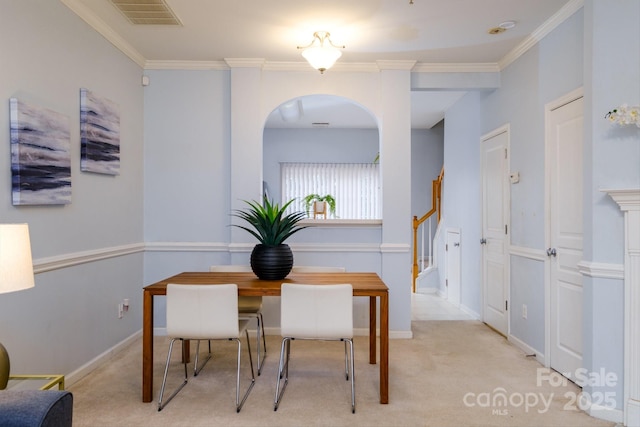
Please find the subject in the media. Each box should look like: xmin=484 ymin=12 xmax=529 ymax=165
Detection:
xmin=262 ymin=94 xmax=380 ymax=219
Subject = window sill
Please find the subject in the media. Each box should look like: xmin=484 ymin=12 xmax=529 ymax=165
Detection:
xmin=300 ymin=219 xmax=382 ymax=227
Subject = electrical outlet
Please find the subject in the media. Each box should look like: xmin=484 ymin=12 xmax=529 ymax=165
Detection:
xmin=522 ymin=304 xmax=527 ymax=319
xmin=118 ymin=303 xmax=124 ymax=319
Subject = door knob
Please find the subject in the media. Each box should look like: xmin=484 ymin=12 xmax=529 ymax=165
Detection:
xmin=546 ymin=248 xmax=557 ymax=257
xmin=480 ymin=238 xmax=487 ymax=245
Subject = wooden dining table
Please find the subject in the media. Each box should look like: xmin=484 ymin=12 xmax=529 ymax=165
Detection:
xmin=142 ymin=271 xmax=389 ymax=404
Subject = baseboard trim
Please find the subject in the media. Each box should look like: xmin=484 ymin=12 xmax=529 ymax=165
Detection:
xmin=459 ymin=304 xmax=480 ymax=320
xmin=588 ymin=403 xmax=624 ymax=424
xmin=508 ymin=333 xmax=546 ymax=366
xmin=64 ymin=330 xmax=142 ymax=388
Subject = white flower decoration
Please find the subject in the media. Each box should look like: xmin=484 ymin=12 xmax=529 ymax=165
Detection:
xmin=606 ymin=104 xmax=640 ymax=127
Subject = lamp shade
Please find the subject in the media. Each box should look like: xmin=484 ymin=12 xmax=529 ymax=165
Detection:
xmin=0 ymin=224 xmax=35 ymax=294
xmin=301 ymin=46 xmax=342 ymax=73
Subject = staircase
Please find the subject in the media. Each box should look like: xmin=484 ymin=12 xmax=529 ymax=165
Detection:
xmin=412 ymin=167 xmax=443 ymax=292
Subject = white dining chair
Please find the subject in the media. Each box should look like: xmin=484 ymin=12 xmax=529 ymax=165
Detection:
xmin=209 ymin=265 xmax=267 ymax=375
xmin=274 ymin=283 xmax=355 ymax=413
xmin=158 ymin=283 xmax=255 ymax=412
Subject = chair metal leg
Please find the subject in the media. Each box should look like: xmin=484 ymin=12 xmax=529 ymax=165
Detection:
xmin=274 ymin=337 xmax=291 ymax=411
xmin=256 ymin=312 xmax=267 ymax=375
xmin=343 ymin=339 xmax=349 ymax=380
xmin=194 ymin=340 xmax=212 ymax=376
xmin=234 ymin=330 xmax=256 ymax=413
xmin=158 ymin=338 xmax=189 ymax=411
xmin=274 ymin=337 xmax=355 ymax=413
xmin=240 ymin=312 xmax=267 ymax=376
xmin=347 ymin=338 xmax=356 ymax=413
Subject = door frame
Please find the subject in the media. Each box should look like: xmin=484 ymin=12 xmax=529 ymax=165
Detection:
xmin=480 ymin=124 xmax=511 ymax=336
xmin=544 ymin=87 xmax=584 ymax=368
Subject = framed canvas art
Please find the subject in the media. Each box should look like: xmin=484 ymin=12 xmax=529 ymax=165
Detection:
xmin=10 ymin=98 xmax=71 ymax=205
xmin=80 ymin=88 xmax=120 ymax=175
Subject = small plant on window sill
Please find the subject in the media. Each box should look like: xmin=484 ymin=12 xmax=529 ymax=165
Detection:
xmin=605 ymin=104 xmax=640 ymax=128
xmin=302 ymin=194 xmax=336 ymax=218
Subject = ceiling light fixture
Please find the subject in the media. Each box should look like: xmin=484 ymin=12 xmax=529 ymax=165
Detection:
xmin=499 ymin=21 xmax=516 ymax=30
xmin=297 ymin=32 xmax=345 ymax=74
xmin=488 ymin=20 xmax=516 ymax=35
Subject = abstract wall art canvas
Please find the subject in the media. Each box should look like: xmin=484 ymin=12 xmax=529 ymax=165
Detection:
xmin=80 ymin=88 xmax=120 ymax=175
xmin=10 ymin=98 xmax=72 ymax=205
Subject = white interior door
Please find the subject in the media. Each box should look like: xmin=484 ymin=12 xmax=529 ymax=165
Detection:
xmin=481 ymin=127 xmax=509 ymax=336
xmin=446 ymin=229 xmax=461 ymax=306
xmin=546 ymin=92 xmax=584 ymax=377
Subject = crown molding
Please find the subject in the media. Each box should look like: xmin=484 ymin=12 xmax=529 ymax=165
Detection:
xmin=144 ymin=60 xmax=228 ymax=70
xmin=411 ymin=62 xmax=500 ymax=73
xmin=376 ymin=60 xmax=417 ymax=71
xmin=498 ymin=0 xmax=584 ymax=70
xmin=262 ymin=61 xmax=381 ymax=73
xmin=63 ymin=0 xmax=584 ymax=74
xmin=60 ymin=0 xmax=146 ymax=68
xmin=144 ymin=59 xmax=499 ymax=74
xmin=224 ymin=58 xmax=266 ymax=68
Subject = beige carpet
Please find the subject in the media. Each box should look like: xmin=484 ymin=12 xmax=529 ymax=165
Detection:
xmin=70 ymin=321 xmax=616 ymax=427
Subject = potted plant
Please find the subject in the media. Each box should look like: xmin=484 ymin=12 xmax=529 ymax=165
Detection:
xmin=302 ymin=194 xmax=336 ymax=218
xmin=232 ymin=197 xmax=307 ymax=280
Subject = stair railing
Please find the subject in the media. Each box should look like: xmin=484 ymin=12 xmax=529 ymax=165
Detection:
xmin=412 ymin=167 xmax=443 ymax=292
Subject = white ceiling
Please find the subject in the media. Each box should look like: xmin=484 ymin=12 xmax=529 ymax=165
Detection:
xmin=63 ymin=0 xmax=574 ymax=128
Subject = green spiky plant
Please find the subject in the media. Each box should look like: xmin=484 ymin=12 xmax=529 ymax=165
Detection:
xmin=232 ymin=197 xmax=307 ymax=246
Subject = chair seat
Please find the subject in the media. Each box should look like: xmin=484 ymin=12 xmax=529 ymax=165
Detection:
xmin=210 ymin=266 xmax=267 ymax=375
xmin=275 ymin=283 xmax=355 ymax=413
xmin=158 ymin=283 xmax=255 ymax=412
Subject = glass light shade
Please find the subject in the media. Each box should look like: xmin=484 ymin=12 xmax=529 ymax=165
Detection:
xmin=0 ymin=224 xmax=35 ymax=294
xmin=301 ymin=46 xmax=342 ymax=73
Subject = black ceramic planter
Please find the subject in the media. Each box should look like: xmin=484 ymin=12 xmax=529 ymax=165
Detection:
xmin=250 ymin=243 xmax=293 ymax=280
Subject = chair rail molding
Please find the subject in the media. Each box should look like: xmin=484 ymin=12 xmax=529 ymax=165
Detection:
xmin=603 ymin=188 xmax=640 ymax=427
xmin=34 ymin=243 xmax=145 ymax=274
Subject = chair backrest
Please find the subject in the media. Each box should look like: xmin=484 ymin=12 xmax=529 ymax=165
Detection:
xmin=209 ymin=265 xmax=253 ymax=272
xmin=291 ymin=266 xmax=346 ymax=273
xmin=166 ymin=284 xmax=239 ymax=339
xmin=280 ymin=283 xmax=353 ymax=339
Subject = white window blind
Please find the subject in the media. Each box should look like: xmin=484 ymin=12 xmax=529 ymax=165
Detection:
xmin=281 ymin=162 xmax=381 ymax=219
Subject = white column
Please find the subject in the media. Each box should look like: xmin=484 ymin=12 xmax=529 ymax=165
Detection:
xmin=378 ymin=60 xmax=414 ymax=333
xmin=226 ymin=59 xmax=265 ymax=252
xmin=604 ymin=189 xmax=640 ymax=427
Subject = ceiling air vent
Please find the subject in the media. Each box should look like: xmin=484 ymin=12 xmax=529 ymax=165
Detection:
xmin=110 ymin=0 xmax=182 ymax=25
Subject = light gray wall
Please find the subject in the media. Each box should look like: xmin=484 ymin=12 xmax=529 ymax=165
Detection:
xmin=142 ymin=69 xmax=233 ymax=326
xmin=411 ymin=126 xmax=444 ymax=218
xmin=143 ymin=70 xmax=231 ymax=244
xmin=0 ymin=1 xmax=144 ymax=376
xmin=581 ymin=0 xmax=638 ymax=408
xmin=3 ymin=1 xmax=636 ymax=411
xmin=443 ymin=6 xmax=589 ymax=356
xmin=442 ymin=92 xmax=483 ymax=315
xmin=263 ymin=127 xmax=379 ymax=204
xmin=442 ymin=3 xmax=638 ymax=411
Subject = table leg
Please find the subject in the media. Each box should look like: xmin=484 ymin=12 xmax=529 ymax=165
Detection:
xmin=369 ymin=296 xmax=377 ymax=364
xmin=380 ymin=292 xmax=389 ymax=404
xmin=142 ymin=290 xmax=154 ymax=402
xmin=183 ymin=341 xmax=190 ymax=363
